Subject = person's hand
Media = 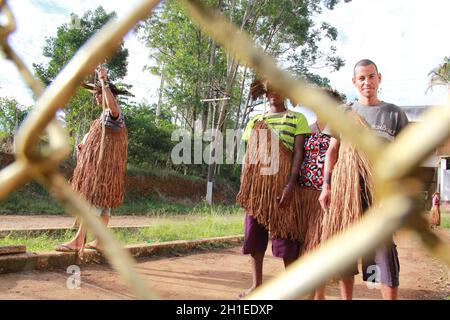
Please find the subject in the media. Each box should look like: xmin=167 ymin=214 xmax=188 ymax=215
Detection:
xmin=319 ymin=185 xmax=331 ymax=212
xmin=278 ymin=183 xmax=294 ymax=208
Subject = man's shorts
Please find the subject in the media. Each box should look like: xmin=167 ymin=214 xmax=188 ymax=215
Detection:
xmin=242 ymin=213 xmax=300 ymax=260
xmin=361 ymin=242 xmax=400 ymax=288
xmin=342 ymin=180 xmax=400 ymax=287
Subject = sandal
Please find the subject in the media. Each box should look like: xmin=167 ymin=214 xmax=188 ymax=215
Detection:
xmin=55 ymin=244 xmax=79 ymax=253
xmin=84 ymin=243 xmax=102 ymax=251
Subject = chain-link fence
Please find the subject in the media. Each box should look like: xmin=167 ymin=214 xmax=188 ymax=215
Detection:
xmin=0 ymin=0 xmax=448 ymax=299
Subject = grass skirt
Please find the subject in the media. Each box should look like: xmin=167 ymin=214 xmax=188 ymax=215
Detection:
xmin=71 ymin=119 xmax=128 ymax=208
xmin=236 ymin=121 xmax=305 ymax=242
xmin=429 ymin=205 xmax=441 ymax=226
xmin=298 ymin=188 xmax=324 ymax=253
xmin=321 ymin=113 xmax=374 ymax=242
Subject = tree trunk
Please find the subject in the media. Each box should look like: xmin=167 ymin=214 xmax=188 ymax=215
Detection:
xmin=234 ymin=66 xmax=248 ymax=130
xmin=72 ymin=113 xmax=83 ymax=160
xmin=156 ymin=63 xmax=165 ymax=119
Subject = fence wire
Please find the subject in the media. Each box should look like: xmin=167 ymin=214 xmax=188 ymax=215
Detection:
xmin=0 ymin=0 xmax=448 ymax=300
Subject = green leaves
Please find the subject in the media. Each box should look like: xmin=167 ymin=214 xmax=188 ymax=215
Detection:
xmin=122 ymin=102 xmax=177 ymax=166
xmin=33 ymin=6 xmax=128 ymax=84
xmin=139 ymin=0 xmax=345 ymax=136
xmin=31 ymin=6 xmax=131 ymax=153
xmin=0 ymin=97 xmax=30 ymax=150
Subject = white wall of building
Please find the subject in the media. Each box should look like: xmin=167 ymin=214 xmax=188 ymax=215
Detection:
xmin=439 ymin=158 xmax=450 ymax=201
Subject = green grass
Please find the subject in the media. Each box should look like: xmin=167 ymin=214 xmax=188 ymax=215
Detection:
xmin=113 ymin=214 xmax=243 ymax=244
xmin=0 ymin=213 xmax=244 ymax=252
xmin=0 ymin=184 xmax=64 ymax=214
xmin=441 ymin=213 xmax=450 ymax=229
xmin=0 ymin=183 xmax=241 ymax=216
xmin=0 ymin=230 xmax=76 ymax=252
xmin=115 ymin=199 xmax=241 ymax=216
xmin=127 ymin=164 xmax=204 ymax=182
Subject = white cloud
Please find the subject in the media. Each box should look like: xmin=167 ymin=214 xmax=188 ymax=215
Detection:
xmin=0 ymin=0 xmax=160 ymax=105
xmin=315 ymin=0 xmax=450 ymax=106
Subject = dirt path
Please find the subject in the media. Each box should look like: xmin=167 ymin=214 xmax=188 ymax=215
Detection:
xmin=0 ymin=229 xmax=448 ymax=300
xmin=0 ymin=215 xmax=154 ymax=230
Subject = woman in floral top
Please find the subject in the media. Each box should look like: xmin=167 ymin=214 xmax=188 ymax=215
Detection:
xmin=298 ymin=88 xmax=343 ymax=299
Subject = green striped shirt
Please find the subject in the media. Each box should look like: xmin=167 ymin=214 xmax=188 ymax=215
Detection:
xmin=242 ymin=111 xmax=310 ymax=151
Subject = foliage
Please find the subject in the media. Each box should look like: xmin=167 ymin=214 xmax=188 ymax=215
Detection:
xmin=139 ymin=0 xmax=345 ymax=134
xmin=122 ymin=101 xmax=177 ymax=167
xmin=33 ymin=6 xmax=130 ymax=148
xmin=0 ymin=97 xmax=30 ymax=151
xmin=137 ymin=0 xmax=347 ymax=182
xmin=33 ymin=6 xmax=128 ymax=84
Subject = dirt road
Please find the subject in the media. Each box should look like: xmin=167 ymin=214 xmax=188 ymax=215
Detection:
xmin=0 ymin=229 xmax=448 ymax=300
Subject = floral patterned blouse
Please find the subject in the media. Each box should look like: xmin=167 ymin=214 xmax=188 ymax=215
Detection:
xmin=299 ymin=126 xmax=331 ymax=190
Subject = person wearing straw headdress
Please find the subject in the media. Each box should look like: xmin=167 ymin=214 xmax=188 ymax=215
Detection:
xmin=319 ymin=59 xmax=409 ymax=300
xmin=236 ymin=77 xmax=310 ymax=299
xmin=56 ymin=65 xmax=129 ymax=253
xmin=429 ymin=192 xmax=441 ymax=228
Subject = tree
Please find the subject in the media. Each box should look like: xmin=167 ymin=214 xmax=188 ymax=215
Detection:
xmin=139 ymin=1 xmax=220 ymax=135
xmin=140 ymin=0 xmax=345 ymax=134
xmin=139 ymin=0 xmax=347 ymax=199
xmin=33 ymin=6 xmax=130 ymax=152
xmin=122 ymin=102 xmax=177 ymax=167
xmin=0 ymin=97 xmax=30 ymax=152
xmin=34 ymin=6 xmax=128 ymax=84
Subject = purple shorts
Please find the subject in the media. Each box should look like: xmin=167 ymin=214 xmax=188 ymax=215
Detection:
xmin=348 ymin=184 xmax=400 ymax=287
xmin=342 ymin=242 xmax=400 ymax=288
xmin=361 ymin=242 xmax=400 ymax=287
xmin=242 ymin=213 xmax=300 ymax=260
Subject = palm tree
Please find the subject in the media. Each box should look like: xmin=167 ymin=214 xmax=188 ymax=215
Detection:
xmin=427 ymin=56 xmax=450 ymax=92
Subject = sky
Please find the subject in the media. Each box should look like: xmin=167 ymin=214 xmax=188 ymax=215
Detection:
xmin=0 ymin=0 xmax=158 ymax=106
xmin=0 ymin=0 xmax=449 ymax=123
xmin=314 ymin=0 xmax=449 ymax=106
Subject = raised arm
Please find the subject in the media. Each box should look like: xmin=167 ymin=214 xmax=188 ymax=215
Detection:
xmin=97 ymin=66 xmax=121 ymax=118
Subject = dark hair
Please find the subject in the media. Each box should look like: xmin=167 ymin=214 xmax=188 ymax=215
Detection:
xmin=249 ymin=76 xmax=283 ymax=100
xmin=323 ymin=88 xmax=344 ymax=104
xmin=250 ymin=78 xmax=268 ymax=100
xmin=353 ymin=59 xmax=379 ymax=75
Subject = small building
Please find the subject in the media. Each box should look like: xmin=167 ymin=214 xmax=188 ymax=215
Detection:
xmin=402 ymin=105 xmax=450 ymax=209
